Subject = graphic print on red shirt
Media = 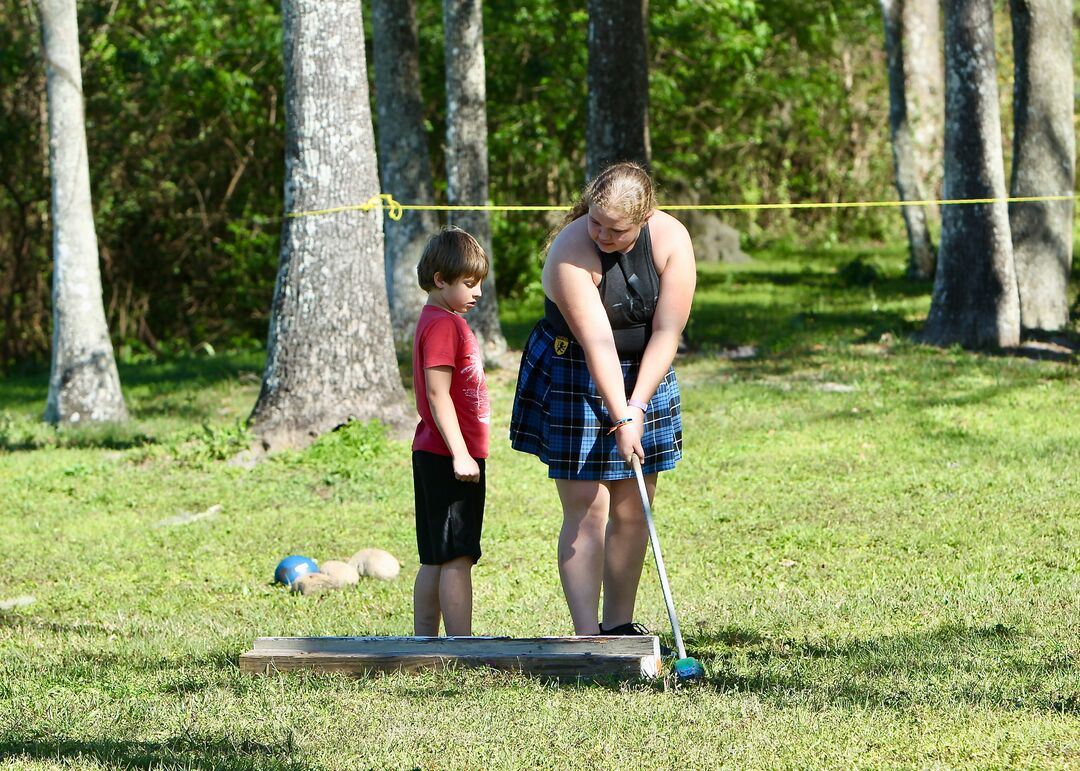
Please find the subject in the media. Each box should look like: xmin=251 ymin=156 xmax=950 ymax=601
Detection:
xmin=411 ymin=305 xmax=490 ymax=458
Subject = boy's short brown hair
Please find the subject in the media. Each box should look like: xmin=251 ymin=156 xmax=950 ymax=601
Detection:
xmin=416 ymin=227 xmax=490 ymax=291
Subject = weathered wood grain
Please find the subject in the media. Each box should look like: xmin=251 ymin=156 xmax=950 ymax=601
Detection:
xmin=241 ymin=636 xmax=661 ymax=679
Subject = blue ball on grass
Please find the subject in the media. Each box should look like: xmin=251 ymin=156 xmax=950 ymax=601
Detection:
xmin=274 ymin=555 xmax=319 ymax=587
xmin=673 ymin=656 xmax=705 ymax=683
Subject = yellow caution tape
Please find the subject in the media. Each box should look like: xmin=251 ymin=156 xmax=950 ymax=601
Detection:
xmin=663 ymin=193 xmax=1080 ymax=211
xmin=286 ymin=192 xmax=1079 ymax=220
xmin=285 ymin=194 xmax=404 ymax=220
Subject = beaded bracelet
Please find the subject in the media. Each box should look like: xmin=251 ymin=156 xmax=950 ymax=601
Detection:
xmin=607 ymin=416 xmax=634 ymax=435
xmin=628 ymin=398 xmax=649 ymax=414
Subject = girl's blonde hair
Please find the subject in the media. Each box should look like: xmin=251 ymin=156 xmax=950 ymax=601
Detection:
xmin=566 ymin=162 xmax=656 ymax=226
xmin=546 ymin=162 xmax=656 ymax=253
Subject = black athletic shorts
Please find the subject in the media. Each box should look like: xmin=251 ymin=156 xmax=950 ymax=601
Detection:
xmin=412 ymin=450 xmax=485 ymax=566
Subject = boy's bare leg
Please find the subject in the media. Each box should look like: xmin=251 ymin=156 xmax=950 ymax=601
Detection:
xmin=555 ymin=479 xmax=610 ymax=635
xmin=439 ymin=556 xmax=475 ymax=636
xmin=601 ymin=475 xmax=654 ymax=629
xmin=413 ymin=564 xmax=442 ymax=635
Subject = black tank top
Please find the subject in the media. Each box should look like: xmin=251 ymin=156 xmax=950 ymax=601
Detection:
xmin=544 ymin=222 xmax=660 ymax=357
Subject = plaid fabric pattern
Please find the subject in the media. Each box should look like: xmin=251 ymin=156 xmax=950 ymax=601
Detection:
xmin=510 ymin=320 xmax=683 ymax=480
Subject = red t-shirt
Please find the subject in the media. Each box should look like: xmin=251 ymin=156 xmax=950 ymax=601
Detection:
xmin=412 ymin=305 xmax=490 ymax=458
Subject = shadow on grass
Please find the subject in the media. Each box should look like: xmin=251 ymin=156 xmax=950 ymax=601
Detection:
xmin=697 ymin=268 xmax=931 ymax=300
xmin=0 ymin=423 xmax=158 ymax=452
xmin=11 ymin=615 xmax=1077 ymax=709
xmin=678 ymin=621 xmax=1080 ymax=713
xmin=0 ymin=352 xmax=263 ymax=412
xmin=130 ymin=400 xmax=244 ymax=422
xmin=0 ymin=352 xmax=264 ymax=451
xmin=117 ymin=352 xmax=264 ymax=390
xmin=0 ymin=734 xmax=314 ymax=771
xmin=1004 ymin=330 xmax=1079 ymax=364
xmin=687 ymin=252 xmax=932 ymax=353
xmin=687 ymin=297 xmax=923 ymax=354
xmin=0 ymin=612 xmax=243 ymax=675
xmin=0 ymin=624 xmax=638 ymax=697
xmin=905 ymin=330 xmax=1078 ymax=365
xmin=0 ymin=614 xmax=120 ymax=636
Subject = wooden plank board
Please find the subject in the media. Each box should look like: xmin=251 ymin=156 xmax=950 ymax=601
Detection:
xmin=239 ymin=652 xmax=652 ymax=679
xmin=241 ymin=636 xmax=661 ymax=679
xmin=251 ymin=635 xmax=659 ymax=656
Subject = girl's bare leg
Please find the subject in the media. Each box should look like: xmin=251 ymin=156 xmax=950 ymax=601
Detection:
xmin=555 ymin=479 xmax=610 ymax=634
xmin=601 ymin=474 xmax=655 ymax=629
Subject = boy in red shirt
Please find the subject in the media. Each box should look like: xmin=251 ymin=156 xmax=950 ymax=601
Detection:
xmin=411 ymin=228 xmax=490 ymax=636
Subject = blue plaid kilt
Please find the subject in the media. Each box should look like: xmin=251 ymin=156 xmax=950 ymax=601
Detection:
xmin=509 ymin=320 xmax=683 ymax=480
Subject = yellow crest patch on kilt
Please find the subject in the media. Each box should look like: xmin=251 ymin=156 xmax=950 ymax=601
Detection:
xmin=554 ymin=336 xmax=569 ymax=355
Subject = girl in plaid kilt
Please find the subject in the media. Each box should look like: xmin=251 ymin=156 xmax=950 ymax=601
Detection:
xmin=509 ymin=162 xmax=696 ymax=637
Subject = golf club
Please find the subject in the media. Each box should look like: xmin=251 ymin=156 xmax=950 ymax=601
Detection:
xmin=630 ymin=454 xmax=704 ymax=683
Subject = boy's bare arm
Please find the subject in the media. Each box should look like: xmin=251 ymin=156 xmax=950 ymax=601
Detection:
xmin=425 ymin=365 xmax=481 ymax=482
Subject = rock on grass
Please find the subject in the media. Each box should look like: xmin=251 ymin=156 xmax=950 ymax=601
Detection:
xmin=320 ymin=560 xmax=360 ymax=586
xmin=349 ymin=548 xmax=401 ymax=581
xmin=293 ymin=573 xmax=341 ymax=596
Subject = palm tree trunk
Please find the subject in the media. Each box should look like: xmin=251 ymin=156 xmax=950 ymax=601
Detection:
xmin=443 ymin=0 xmax=506 ymax=362
xmin=39 ymin=0 xmax=127 ymax=424
xmin=372 ymin=0 xmax=439 ymax=346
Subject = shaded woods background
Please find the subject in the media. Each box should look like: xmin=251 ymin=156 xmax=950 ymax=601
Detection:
xmin=0 ymin=0 xmax=1047 ymax=369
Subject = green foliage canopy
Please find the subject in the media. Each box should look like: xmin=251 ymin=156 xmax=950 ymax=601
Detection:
xmin=1 ymin=0 xmax=901 ymax=367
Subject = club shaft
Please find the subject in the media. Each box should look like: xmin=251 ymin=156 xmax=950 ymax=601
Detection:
xmin=632 ymin=456 xmax=687 ymax=661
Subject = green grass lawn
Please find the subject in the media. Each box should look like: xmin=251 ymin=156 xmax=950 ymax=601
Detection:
xmin=2 ymin=241 xmax=1079 ymax=769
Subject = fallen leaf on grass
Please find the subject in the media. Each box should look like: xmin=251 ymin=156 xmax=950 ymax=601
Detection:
xmin=0 ymin=595 xmax=35 ymax=610
xmin=156 ymin=504 xmax=222 ymax=527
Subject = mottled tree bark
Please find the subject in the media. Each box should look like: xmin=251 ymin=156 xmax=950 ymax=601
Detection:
xmin=586 ymin=0 xmax=650 ymax=179
xmin=371 ymin=0 xmax=439 ymax=346
xmin=250 ymin=0 xmax=410 ymax=451
xmin=881 ymin=0 xmax=943 ymax=280
xmin=922 ymin=0 xmax=1018 ymax=349
xmin=443 ymin=0 xmax=506 ymax=361
xmin=38 ymin=0 xmax=127 ymax=425
xmin=1008 ymin=0 xmax=1074 ymax=333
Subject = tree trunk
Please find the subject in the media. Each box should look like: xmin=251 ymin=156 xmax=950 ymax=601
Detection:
xmin=250 ymin=0 xmax=410 ymax=451
xmin=881 ymin=0 xmax=943 ymax=280
xmin=38 ymin=0 xmax=127 ymax=425
xmin=586 ymin=0 xmax=650 ymax=179
xmin=443 ymin=0 xmax=506 ymax=362
xmin=904 ymin=0 xmax=945 ymax=212
xmin=921 ymin=0 xmax=1019 ymax=349
xmin=1008 ymin=0 xmax=1074 ymax=334
xmin=371 ymin=0 xmax=439 ymax=347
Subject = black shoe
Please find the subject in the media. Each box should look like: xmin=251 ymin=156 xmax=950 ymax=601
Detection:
xmin=600 ymin=621 xmax=674 ymax=657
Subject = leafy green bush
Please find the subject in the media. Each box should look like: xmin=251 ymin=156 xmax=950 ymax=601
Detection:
xmin=1 ymin=0 xmax=949 ymax=364
xmin=837 ymin=256 xmax=884 ymax=286
xmin=274 ymin=419 xmax=390 ymax=486
xmin=169 ymin=419 xmax=251 ymax=465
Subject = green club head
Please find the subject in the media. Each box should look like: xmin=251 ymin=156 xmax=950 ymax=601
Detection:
xmin=673 ymin=656 xmax=704 ymax=683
